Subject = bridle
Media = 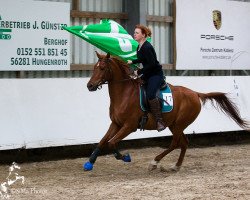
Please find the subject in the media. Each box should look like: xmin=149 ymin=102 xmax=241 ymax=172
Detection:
xmin=95 ymin=57 xmax=112 ymax=89
xmin=95 ymin=57 xmax=136 ymax=90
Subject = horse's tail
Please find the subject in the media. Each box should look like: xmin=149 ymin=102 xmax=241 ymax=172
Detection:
xmin=198 ymin=92 xmax=249 ymax=130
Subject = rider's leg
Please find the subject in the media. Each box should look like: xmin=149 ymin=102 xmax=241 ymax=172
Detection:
xmin=146 ymin=75 xmax=166 ymax=132
xmin=148 ymin=98 xmax=166 ymax=132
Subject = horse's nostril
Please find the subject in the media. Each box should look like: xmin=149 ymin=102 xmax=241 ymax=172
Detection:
xmin=87 ymin=83 xmax=92 ymax=88
xmin=87 ymin=82 xmax=97 ymax=91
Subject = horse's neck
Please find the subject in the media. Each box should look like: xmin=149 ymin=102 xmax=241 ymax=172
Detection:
xmin=108 ymin=67 xmax=134 ymax=104
xmin=108 ymin=79 xmax=129 ymax=102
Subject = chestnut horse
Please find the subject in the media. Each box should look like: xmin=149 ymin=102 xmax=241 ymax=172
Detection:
xmin=83 ymin=52 xmax=249 ymax=171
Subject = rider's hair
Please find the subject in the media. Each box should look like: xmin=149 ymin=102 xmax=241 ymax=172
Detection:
xmin=135 ymin=24 xmax=152 ymax=38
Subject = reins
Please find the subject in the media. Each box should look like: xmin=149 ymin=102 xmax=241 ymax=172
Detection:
xmin=96 ymin=77 xmax=136 ymax=90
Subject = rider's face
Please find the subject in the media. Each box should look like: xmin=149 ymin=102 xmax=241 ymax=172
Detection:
xmin=134 ymin=28 xmax=145 ymax=43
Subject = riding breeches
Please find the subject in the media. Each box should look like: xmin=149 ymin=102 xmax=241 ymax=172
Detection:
xmin=145 ymin=75 xmax=164 ymax=100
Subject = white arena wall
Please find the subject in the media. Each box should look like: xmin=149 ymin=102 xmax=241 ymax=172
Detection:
xmin=0 ymin=76 xmax=249 ymax=150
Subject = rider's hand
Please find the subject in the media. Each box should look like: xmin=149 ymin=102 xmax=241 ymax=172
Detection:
xmin=127 ymin=60 xmax=133 ymax=65
xmin=129 ymin=70 xmax=139 ymax=79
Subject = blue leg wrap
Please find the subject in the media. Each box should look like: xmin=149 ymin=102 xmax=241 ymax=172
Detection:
xmin=83 ymin=161 xmax=93 ymax=171
xmin=83 ymin=147 xmax=100 ymax=171
xmin=114 ymin=149 xmax=131 ymax=162
xmin=122 ymin=153 xmax=131 ymax=162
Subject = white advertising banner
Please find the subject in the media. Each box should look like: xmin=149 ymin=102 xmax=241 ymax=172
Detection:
xmin=0 ymin=0 xmax=70 ymax=71
xmin=0 ymin=76 xmax=250 ymax=150
xmin=175 ymin=0 xmax=250 ymax=70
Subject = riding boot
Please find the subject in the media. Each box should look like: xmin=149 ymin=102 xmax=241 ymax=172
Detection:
xmin=148 ymin=98 xmax=166 ymax=132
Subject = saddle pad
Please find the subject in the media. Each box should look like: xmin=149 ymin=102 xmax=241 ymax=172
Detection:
xmin=140 ymin=84 xmax=174 ymax=113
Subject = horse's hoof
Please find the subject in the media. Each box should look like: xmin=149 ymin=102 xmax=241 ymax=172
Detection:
xmin=148 ymin=160 xmax=158 ymax=171
xmin=83 ymin=161 xmax=93 ymax=171
xmin=122 ymin=154 xmax=131 ymax=162
xmin=170 ymin=165 xmax=180 ymax=172
xmin=148 ymin=163 xmax=157 ymax=171
xmin=159 ymin=166 xmax=168 ymax=172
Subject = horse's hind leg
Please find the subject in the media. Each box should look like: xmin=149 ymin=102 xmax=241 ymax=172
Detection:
xmin=168 ymin=132 xmax=189 ymax=172
xmin=148 ymin=129 xmax=181 ymax=171
xmin=149 ymin=128 xmax=188 ymax=171
xmin=176 ymin=133 xmax=189 ymax=167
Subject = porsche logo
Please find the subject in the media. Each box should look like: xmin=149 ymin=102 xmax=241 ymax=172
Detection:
xmin=213 ymin=10 xmax=222 ymax=30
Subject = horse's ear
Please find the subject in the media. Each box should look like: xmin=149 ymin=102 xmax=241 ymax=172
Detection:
xmin=106 ymin=52 xmax=110 ymax=58
xmin=95 ymin=51 xmax=102 ymax=59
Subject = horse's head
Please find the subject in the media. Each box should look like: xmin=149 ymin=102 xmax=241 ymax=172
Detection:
xmin=87 ymin=51 xmax=114 ymax=91
xmin=87 ymin=51 xmax=134 ymax=91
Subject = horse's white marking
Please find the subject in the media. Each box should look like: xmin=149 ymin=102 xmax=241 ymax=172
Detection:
xmin=170 ymin=165 xmax=181 ymax=172
xmin=148 ymin=160 xmax=159 ymax=171
xmin=150 ymin=160 xmax=159 ymax=166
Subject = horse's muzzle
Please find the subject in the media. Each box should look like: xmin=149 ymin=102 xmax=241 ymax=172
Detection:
xmin=87 ymin=82 xmax=98 ymax=91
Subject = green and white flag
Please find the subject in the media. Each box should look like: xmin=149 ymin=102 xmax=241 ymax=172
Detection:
xmin=63 ymin=19 xmax=139 ymax=63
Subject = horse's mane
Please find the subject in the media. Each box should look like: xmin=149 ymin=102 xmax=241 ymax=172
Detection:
xmin=98 ymin=53 xmax=139 ymax=83
xmin=111 ymin=56 xmax=133 ymax=78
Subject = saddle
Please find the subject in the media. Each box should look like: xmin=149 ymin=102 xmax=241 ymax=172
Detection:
xmin=139 ymin=82 xmax=174 ymax=131
xmin=139 ymin=82 xmax=173 ymax=112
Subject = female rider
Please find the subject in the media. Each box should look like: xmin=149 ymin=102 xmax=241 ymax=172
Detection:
xmin=127 ymin=24 xmax=166 ymax=132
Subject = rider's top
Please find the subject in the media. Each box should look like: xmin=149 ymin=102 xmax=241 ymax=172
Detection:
xmin=132 ymin=40 xmax=163 ymax=81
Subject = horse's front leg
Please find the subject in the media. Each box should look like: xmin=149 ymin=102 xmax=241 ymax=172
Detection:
xmin=108 ymin=124 xmax=137 ymax=162
xmin=113 ymin=149 xmax=131 ymax=162
xmin=83 ymin=122 xmax=120 ymax=171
